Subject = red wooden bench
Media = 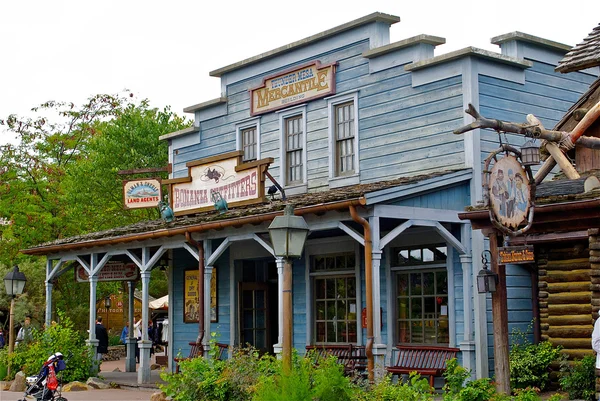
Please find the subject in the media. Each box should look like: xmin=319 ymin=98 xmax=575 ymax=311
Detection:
xmin=306 ymin=344 xmax=362 ymax=376
xmin=386 ymin=345 xmax=460 ymax=387
xmin=174 ymin=342 xmax=228 ymax=373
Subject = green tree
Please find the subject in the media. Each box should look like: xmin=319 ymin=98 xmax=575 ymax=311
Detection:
xmin=0 ymin=93 xmax=187 ymax=330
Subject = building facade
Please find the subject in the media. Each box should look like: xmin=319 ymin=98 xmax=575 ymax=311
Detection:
xmin=25 ymin=13 xmax=598 ymax=384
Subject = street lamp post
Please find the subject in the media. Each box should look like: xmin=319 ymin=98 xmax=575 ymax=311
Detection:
xmin=3 ymin=265 xmax=27 ymax=378
xmin=268 ymin=205 xmax=309 ymax=374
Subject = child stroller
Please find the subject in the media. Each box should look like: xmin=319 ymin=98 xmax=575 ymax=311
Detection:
xmin=19 ymin=352 xmax=67 ymax=401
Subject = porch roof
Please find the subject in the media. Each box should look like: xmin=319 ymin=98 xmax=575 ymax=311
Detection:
xmin=22 ymin=168 xmax=468 ymax=256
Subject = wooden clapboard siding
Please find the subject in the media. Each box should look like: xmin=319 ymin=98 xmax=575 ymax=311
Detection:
xmin=293 ymin=255 xmax=307 ymax=351
xmin=538 ymin=241 xmax=593 ymax=360
xmin=392 ymin=183 xmax=470 ymax=211
xmin=172 ymin=249 xmax=204 ymax=357
xmin=486 ymin=264 xmax=534 ymax=377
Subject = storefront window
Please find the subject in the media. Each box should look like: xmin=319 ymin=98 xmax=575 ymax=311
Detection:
xmin=393 ymin=245 xmax=448 ymax=345
xmin=312 ymin=252 xmax=357 ymax=344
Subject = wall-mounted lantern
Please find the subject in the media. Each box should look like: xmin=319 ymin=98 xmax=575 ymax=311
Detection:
xmin=477 ymin=250 xmax=498 ymax=293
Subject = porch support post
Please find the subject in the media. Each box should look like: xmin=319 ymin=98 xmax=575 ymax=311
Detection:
xmin=489 ymin=232 xmax=510 ymax=394
xmin=204 ymin=265 xmax=213 ymax=355
xmin=87 ymin=254 xmax=99 ymax=374
xmin=138 ymin=248 xmax=152 ymax=384
xmin=472 ymin=230 xmax=488 ymax=378
xmin=370 ymin=216 xmax=386 ymax=373
xmin=460 ymin=252 xmax=476 ymax=377
xmin=274 ymin=257 xmax=284 ymax=356
xmin=45 ymin=259 xmax=53 ymax=326
xmin=125 ymin=280 xmax=136 ymax=372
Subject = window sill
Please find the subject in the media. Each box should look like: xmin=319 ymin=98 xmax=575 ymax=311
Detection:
xmin=328 ymin=174 xmax=359 ymax=189
xmin=283 ymin=183 xmax=307 ymax=196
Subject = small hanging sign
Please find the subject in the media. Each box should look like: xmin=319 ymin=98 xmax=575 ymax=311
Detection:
xmin=498 ymin=245 xmax=535 ymax=264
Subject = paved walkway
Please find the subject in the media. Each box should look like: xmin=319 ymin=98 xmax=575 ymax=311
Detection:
xmin=97 ymin=353 xmax=168 ymax=390
xmin=0 ymin=354 xmax=168 ymax=401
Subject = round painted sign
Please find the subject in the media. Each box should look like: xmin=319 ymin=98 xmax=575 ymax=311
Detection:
xmin=489 ymin=155 xmax=530 ymax=229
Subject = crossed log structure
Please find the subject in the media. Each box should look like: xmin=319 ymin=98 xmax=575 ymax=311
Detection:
xmin=454 ymin=101 xmax=600 ymax=184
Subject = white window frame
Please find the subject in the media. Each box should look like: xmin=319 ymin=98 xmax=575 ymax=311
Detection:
xmin=278 ymin=105 xmax=307 ymax=194
xmin=236 ymin=118 xmax=261 ymax=162
xmin=327 ymin=92 xmax=359 ymax=188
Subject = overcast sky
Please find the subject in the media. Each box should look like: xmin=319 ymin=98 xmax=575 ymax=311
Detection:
xmin=1 ymin=0 xmax=598 ymax=144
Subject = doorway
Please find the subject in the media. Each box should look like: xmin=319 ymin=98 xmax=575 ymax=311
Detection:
xmin=237 ymin=259 xmax=278 ymax=354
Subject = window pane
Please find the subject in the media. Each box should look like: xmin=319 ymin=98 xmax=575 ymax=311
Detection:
xmin=423 ymin=272 xmax=435 ymax=295
xmin=411 ymin=321 xmax=424 ymax=343
xmin=436 ymin=271 xmax=448 ymax=295
xmin=255 ymin=329 xmax=266 ymax=348
xmin=316 ymin=322 xmax=326 ymax=342
xmin=337 ymin=278 xmax=346 ymax=298
xmin=411 ymin=274 xmax=422 ymax=295
xmin=347 ymin=278 xmax=356 ymax=298
xmin=423 ymin=248 xmax=434 ymax=262
xmin=397 ymin=274 xmax=408 ymax=296
xmin=326 ymin=322 xmax=336 ymax=342
xmin=410 ymin=298 xmax=422 ymax=318
xmin=326 ymin=278 xmax=336 ymax=298
xmin=255 ymin=290 xmax=265 ymax=308
xmin=242 ymin=127 xmax=257 ymax=162
xmin=316 ymin=279 xmax=325 ymax=298
xmin=334 ymin=101 xmax=355 ymax=176
xmin=316 ymin=301 xmax=326 ymax=320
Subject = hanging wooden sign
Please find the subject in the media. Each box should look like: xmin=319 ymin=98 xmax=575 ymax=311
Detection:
xmin=123 ymin=178 xmax=162 ymax=209
xmin=489 ymin=155 xmax=531 ymax=229
xmin=483 ymin=144 xmax=536 ymax=237
xmin=498 ymin=245 xmax=535 ymax=264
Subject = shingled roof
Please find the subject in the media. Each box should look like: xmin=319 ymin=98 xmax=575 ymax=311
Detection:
xmin=23 ymin=169 xmax=468 ymax=254
xmin=556 ymin=24 xmax=600 ymax=73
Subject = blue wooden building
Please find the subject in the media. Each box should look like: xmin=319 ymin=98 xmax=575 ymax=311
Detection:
xmin=24 ymin=12 xmax=598 ymax=384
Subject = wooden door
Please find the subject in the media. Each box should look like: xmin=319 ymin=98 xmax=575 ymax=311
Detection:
xmin=239 ymin=282 xmax=270 ymax=353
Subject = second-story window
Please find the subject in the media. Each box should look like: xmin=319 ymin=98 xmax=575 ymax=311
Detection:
xmin=285 ymin=115 xmax=303 ymax=185
xmin=335 ymin=101 xmax=355 ymax=176
xmin=242 ymin=126 xmax=257 ymax=162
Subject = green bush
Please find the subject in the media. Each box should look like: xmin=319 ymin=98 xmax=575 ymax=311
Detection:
xmin=108 ymin=334 xmax=121 ymax=347
xmin=559 ymin=355 xmax=595 ymax=401
xmin=7 ymin=312 xmax=94 ymax=382
xmin=443 ymin=358 xmax=495 ymax=401
xmin=353 ymin=373 xmax=433 ymax=401
xmin=509 ymin=326 xmax=562 ymax=391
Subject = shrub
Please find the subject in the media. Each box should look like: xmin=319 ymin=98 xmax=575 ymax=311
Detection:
xmin=443 ymin=358 xmax=495 ymax=401
xmin=509 ymin=326 xmax=562 ymax=391
xmin=6 ymin=312 xmax=94 ymax=382
xmin=353 ymin=373 xmax=433 ymax=401
xmin=559 ymin=355 xmax=595 ymax=401
xmin=253 ymin=353 xmax=354 ymax=401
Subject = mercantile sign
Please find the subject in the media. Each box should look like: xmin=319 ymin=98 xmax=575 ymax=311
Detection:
xmin=250 ymin=61 xmax=336 ymax=115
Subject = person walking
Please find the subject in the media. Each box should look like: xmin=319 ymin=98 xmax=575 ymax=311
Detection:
xmin=16 ymin=315 xmax=33 ymax=346
xmin=0 ymin=327 xmax=5 ymax=348
xmin=95 ymin=316 xmax=109 ymax=363
xmin=120 ymin=323 xmax=129 ymax=345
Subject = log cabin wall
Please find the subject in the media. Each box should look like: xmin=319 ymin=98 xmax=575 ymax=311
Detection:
xmin=575 ymin=118 xmax=600 ymax=172
xmin=538 ymin=240 xmax=593 ymax=360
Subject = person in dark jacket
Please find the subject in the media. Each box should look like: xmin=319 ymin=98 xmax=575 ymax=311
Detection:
xmin=95 ymin=316 xmax=109 ymax=362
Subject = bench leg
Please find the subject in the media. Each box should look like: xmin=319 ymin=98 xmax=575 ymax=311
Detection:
xmin=429 ymin=375 xmax=434 ymax=388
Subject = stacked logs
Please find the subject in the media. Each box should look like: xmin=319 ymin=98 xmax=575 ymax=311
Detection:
xmin=538 ymin=241 xmax=593 ymax=363
xmin=589 ymin=229 xmax=600 ymax=399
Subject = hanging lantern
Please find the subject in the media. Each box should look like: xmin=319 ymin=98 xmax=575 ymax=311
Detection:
xmin=477 ymin=251 xmax=498 ymax=294
xmin=521 ymin=140 xmax=540 ymax=166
